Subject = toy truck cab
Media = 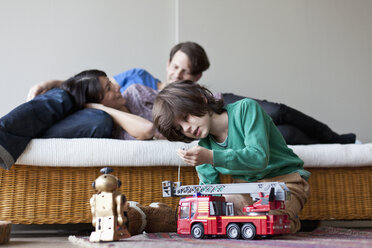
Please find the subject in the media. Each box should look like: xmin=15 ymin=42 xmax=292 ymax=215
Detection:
xmin=177 ymin=195 xmax=233 ymax=238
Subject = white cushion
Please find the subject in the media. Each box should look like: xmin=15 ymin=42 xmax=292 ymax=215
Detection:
xmin=289 ymin=143 xmax=372 ymax=167
xmin=15 ymin=139 xmax=372 ymax=168
xmin=16 ymin=139 xmax=197 ymax=167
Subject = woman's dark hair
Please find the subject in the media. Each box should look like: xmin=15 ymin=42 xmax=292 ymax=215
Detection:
xmin=60 ymin=69 xmax=107 ymax=108
xmin=169 ymin=42 xmax=210 ymax=76
xmin=152 ymin=80 xmax=224 ymax=142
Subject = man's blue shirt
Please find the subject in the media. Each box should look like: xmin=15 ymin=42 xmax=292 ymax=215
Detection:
xmin=113 ymin=68 xmax=160 ymax=93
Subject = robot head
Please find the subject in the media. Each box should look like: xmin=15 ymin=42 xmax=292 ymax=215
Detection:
xmin=92 ymin=167 xmax=122 ymax=193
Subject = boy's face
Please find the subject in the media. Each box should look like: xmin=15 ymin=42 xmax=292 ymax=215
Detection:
xmin=175 ymin=114 xmax=211 ymax=139
xmin=166 ymin=51 xmax=201 ymax=84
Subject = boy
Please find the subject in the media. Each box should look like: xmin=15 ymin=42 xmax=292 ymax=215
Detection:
xmin=152 ymin=80 xmax=311 ymax=233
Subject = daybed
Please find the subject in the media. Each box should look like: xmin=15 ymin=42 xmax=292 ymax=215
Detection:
xmin=0 ymin=139 xmax=371 ymax=224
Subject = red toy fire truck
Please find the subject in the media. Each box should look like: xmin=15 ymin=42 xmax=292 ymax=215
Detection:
xmin=162 ymin=181 xmax=291 ymax=240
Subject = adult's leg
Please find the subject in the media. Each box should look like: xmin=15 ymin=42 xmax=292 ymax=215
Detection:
xmin=222 ymin=93 xmax=246 ymax=105
xmin=222 ymin=93 xmax=283 ymax=123
xmin=275 ymin=103 xmax=355 ymax=144
xmin=259 ymin=173 xmax=310 ymax=233
xmin=0 ymin=88 xmax=74 ymax=170
xmin=42 ymin=108 xmax=113 ymax=138
xmin=277 ymin=124 xmax=318 ymax=145
xmin=222 ymin=93 xmax=356 ymax=144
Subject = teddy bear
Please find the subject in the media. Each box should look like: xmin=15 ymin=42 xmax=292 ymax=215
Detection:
xmin=126 ymin=201 xmax=177 ymax=235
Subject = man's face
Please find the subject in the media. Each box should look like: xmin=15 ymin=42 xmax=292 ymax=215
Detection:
xmin=166 ymin=51 xmax=201 ymax=84
xmin=99 ymin=76 xmax=126 ymax=109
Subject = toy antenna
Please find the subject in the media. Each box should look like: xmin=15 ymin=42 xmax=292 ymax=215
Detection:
xmin=177 ymin=148 xmax=186 ymax=183
xmin=178 ymin=159 xmax=181 ymax=183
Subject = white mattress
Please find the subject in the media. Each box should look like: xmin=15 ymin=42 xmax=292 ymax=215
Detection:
xmin=15 ymin=138 xmax=372 ymax=168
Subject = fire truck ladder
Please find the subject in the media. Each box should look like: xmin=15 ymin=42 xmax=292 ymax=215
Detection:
xmin=162 ymin=181 xmax=290 ymax=201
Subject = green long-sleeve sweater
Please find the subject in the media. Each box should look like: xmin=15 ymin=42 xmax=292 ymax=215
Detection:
xmin=196 ymin=98 xmax=310 ymax=184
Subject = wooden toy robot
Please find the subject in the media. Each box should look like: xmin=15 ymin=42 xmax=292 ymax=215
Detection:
xmin=89 ymin=167 xmax=131 ymax=242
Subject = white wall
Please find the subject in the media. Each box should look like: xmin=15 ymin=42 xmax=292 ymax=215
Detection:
xmin=1 ymin=0 xmax=371 ymax=142
xmin=0 ymin=0 xmax=174 ymax=113
xmin=179 ymin=0 xmax=372 ymax=142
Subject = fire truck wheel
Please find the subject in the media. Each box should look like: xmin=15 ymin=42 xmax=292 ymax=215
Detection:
xmin=226 ymin=223 xmax=241 ymax=239
xmin=191 ymin=223 xmax=205 ymax=239
xmin=241 ymin=223 xmax=256 ymax=240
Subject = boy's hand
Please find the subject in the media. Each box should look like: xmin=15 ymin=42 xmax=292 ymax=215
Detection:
xmin=177 ymin=146 xmax=213 ymax=166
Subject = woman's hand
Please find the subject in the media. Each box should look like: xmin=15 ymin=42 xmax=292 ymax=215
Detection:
xmin=27 ymin=84 xmax=48 ymax=101
xmin=177 ymin=146 xmax=213 ymax=166
xmin=27 ymin=80 xmax=62 ymax=101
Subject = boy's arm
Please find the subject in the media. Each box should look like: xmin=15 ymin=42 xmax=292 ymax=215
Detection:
xmin=213 ymin=101 xmax=271 ymax=174
xmin=195 ymin=163 xmax=220 ymax=184
xmin=177 ymin=144 xmax=219 ymax=185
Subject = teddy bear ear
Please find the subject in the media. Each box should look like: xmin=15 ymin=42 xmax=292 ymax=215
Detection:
xmin=117 ymin=179 xmax=122 ymax=188
xmin=92 ymin=182 xmax=96 ymax=189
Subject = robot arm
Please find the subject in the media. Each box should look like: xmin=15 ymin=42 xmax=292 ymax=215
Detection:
xmin=115 ymin=192 xmax=128 ymax=227
xmin=90 ymin=195 xmax=97 ymax=227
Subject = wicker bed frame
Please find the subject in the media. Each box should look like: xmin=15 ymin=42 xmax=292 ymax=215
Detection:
xmin=0 ymin=140 xmax=371 ymax=224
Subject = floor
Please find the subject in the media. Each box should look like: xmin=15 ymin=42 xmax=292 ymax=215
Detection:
xmin=3 ymin=221 xmax=372 ymax=248
xmin=5 ymin=224 xmax=93 ymax=248
xmin=5 ymin=236 xmax=73 ymax=248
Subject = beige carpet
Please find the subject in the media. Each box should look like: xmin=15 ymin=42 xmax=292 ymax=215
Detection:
xmin=68 ymin=227 xmax=372 ymax=248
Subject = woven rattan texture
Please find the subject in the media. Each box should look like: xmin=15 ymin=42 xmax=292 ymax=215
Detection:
xmin=300 ymin=167 xmax=372 ymax=220
xmin=0 ymin=165 xmax=371 ymax=224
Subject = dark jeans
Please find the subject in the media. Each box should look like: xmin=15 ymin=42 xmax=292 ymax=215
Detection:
xmin=0 ymin=88 xmax=112 ymax=170
xmin=222 ymin=93 xmax=356 ymax=145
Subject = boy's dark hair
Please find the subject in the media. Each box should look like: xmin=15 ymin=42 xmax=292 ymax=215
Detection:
xmin=60 ymin=69 xmax=107 ymax=108
xmin=169 ymin=42 xmax=210 ymax=76
xmin=153 ymin=80 xmax=224 ymax=142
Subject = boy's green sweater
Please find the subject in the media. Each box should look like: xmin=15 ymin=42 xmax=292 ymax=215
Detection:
xmin=197 ymin=98 xmax=310 ymax=184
